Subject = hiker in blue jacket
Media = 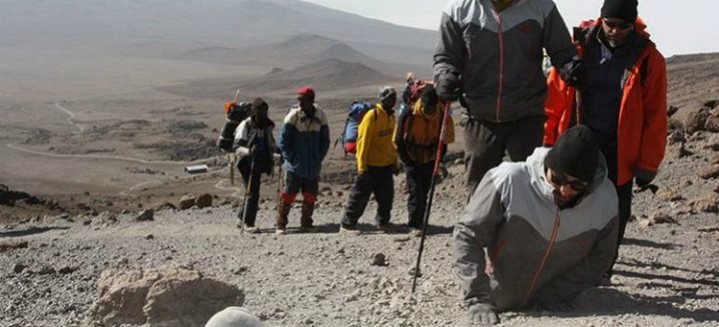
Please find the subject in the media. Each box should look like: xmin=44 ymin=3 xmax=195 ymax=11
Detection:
xmin=277 ymin=87 xmax=330 ymax=234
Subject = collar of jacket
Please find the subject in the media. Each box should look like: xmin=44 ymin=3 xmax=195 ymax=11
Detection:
xmin=298 ymin=105 xmax=321 ymax=123
xmin=526 ymin=147 xmax=609 ymax=207
xmin=376 ymin=103 xmax=395 ymax=116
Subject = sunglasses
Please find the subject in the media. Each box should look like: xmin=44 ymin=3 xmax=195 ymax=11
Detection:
xmin=603 ymin=19 xmax=632 ymax=30
xmin=548 ymin=171 xmax=590 ymax=191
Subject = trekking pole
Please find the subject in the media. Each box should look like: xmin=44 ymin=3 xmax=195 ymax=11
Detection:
xmin=239 ymin=152 xmax=256 ymax=234
xmin=411 ymin=101 xmax=452 ymax=294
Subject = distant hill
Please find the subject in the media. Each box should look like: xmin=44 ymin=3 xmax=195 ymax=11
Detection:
xmin=238 ymin=58 xmax=394 ymax=93
xmin=180 ymin=34 xmax=382 ymax=68
xmin=666 ymin=52 xmax=719 ymax=117
xmin=1 ymin=0 xmax=436 ymax=68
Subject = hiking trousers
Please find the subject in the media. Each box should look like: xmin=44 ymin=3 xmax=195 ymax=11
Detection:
xmin=603 ymin=144 xmax=634 ymax=278
xmin=405 ymin=162 xmax=434 ymax=229
xmin=237 ymin=158 xmax=267 ymax=226
xmin=342 ymin=165 xmax=394 ymax=228
xmin=464 ymin=116 xmax=544 ymax=199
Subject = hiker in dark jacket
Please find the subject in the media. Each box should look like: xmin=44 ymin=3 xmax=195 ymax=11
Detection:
xmin=434 ymin=0 xmax=586 ymax=199
xmin=394 ymin=85 xmax=455 ymax=235
xmin=233 ymin=98 xmax=277 ymax=234
xmin=454 ymin=125 xmax=618 ymax=325
xmin=277 ymin=87 xmax=330 ymax=234
xmin=544 ymin=0 xmax=668 ymax=284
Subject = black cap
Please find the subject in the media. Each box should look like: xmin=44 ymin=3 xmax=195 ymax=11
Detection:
xmin=601 ymin=0 xmax=638 ymax=23
xmin=545 ymin=125 xmax=599 ymax=183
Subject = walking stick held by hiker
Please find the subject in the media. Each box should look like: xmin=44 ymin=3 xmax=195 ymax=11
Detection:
xmin=239 ymin=149 xmax=256 ymax=234
xmin=411 ymin=101 xmax=452 ymax=294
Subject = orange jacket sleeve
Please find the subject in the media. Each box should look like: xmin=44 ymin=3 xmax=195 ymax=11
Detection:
xmin=636 ymin=49 xmax=668 ymax=176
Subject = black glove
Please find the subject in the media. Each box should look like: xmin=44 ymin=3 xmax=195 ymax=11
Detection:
xmin=635 ymin=176 xmax=652 ymax=189
xmin=437 ymin=72 xmax=461 ymax=102
xmin=467 ymin=303 xmax=499 ymax=326
xmin=559 ymin=56 xmax=587 ymax=88
xmin=531 ymin=293 xmax=574 ymax=312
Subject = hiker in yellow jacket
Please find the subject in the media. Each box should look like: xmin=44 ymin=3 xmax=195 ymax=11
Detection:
xmin=340 ymin=87 xmax=399 ymax=235
xmin=395 ymin=85 xmax=454 ymax=235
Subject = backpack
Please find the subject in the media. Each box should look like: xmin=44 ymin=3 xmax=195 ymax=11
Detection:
xmin=335 ymin=101 xmax=374 ymax=156
xmin=216 ymin=102 xmax=251 ymax=152
xmin=399 ymin=79 xmax=433 ymax=117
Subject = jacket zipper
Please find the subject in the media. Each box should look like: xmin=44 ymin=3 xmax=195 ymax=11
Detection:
xmin=522 ymin=209 xmax=561 ymax=306
xmin=495 ymin=12 xmax=505 ymax=122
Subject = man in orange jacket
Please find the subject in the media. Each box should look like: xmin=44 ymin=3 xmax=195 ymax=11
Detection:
xmin=544 ymin=0 xmax=667 ymax=283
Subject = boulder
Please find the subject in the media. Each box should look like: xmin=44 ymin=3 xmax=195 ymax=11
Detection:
xmin=699 ymin=165 xmax=719 ymax=180
xmin=705 ymin=113 xmax=719 ymax=133
xmin=83 ymin=266 xmax=244 ymax=327
xmin=694 ymin=197 xmax=719 ymax=213
xmin=684 ymin=108 xmax=710 ymax=134
xmin=178 ymin=195 xmax=195 ymax=210
xmin=195 ymin=194 xmax=213 ymax=209
xmin=135 ymin=209 xmax=155 ymax=222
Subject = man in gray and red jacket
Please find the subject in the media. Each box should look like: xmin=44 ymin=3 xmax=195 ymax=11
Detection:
xmin=454 ymin=125 xmax=618 ymax=325
xmin=434 ymin=0 xmax=586 ymax=198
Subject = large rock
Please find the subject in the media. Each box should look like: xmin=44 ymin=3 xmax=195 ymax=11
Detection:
xmin=699 ymin=165 xmax=719 ymax=180
xmin=83 ymin=266 xmax=244 ymax=327
xmin=684 ymin=108 xmax=710 ymax=134
xmin=196 ymin=193 xmax=213 ymax=209
xmin=178 ymin=195 xmax=196 ymax=210
xmin=705 ymin=113 xmax=719 ymax=133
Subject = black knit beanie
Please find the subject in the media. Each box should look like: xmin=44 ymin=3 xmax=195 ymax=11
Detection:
xmin=601 ymin=0 xmax=638 ymax=23
xmin=421 ymin=85 xmax=438 ymax=108
xmin=545 ymin=125 xmax=599 ymax=183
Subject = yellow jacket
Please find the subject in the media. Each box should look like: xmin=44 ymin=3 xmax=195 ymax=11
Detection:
xmin=356 ymin=104 xmax=398 ymax=172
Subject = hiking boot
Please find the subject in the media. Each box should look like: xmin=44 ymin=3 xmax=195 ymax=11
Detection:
xmin=245 ymin=225 xmax=260 ymax=234
xmin=376 ymin=223 xmax=398 ymax=234
xmin=409 ymin=228 xmax=423 ymax=238
xmin=339 ymin=225 xmax=362 ymax=235
xmin=299 ymin=201 xmax=315 ymax=232
xmin=275 ymin=227 xmax=286 ymax=235
xmin=276 ymin=202 xmax=291 ymax=230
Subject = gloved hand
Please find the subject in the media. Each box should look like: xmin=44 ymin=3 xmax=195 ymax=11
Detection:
xmin=635 ymin=176 xmax=652 ymax=189
xmin=531 ymin=293 xmax=574 ymax=312
xmin=437 ymin=72 xmax=461 ymax=102
xmin=392 ymin=164 xmax=401 ymax=176
xmin=467 ymin=303 xmax=499 ymax=326
xmin=559 ymin=56 xmax=587 ymax=88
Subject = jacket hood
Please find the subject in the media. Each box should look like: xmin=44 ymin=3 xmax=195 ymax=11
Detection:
xmin=526 ymin=147 xmax=609 ymax=204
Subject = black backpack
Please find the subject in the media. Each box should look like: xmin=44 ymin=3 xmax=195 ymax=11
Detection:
xmin=217 ymin=102 xmax=251 ymax=152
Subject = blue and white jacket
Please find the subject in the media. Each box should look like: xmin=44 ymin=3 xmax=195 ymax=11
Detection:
xmin=278 ymin=106 xmax=330 ymax=179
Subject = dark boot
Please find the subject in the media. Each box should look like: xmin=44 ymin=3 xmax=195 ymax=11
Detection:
xmin=276 ymin=202 xmax=291 ymax=234
xmin=299 ymin=201 xmax=315 ymax=232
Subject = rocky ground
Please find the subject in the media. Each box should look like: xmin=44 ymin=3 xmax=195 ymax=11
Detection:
xmin=2 ymin=112 xmax=719 ymax=326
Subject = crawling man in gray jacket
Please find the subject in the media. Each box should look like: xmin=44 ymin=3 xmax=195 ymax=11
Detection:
xmin=454 ymin=125 xmax=618 ymax=325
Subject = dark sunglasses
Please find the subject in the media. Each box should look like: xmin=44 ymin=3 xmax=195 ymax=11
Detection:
xmin=549 ymin=171 xmax=590 ymax=191
xmin=603 ymin=19 xmax=632 ymax=30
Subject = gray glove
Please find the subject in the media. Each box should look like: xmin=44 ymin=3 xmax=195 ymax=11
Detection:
xmin=468 ymin=303 xmax=499 ymax=326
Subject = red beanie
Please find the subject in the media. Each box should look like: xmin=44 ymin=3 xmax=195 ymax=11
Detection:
xmin=297 ymin=86 xmax=315 ymax=97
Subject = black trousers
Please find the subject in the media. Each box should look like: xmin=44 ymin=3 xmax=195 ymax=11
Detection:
xmin=405 ymin=162 xmax=434 ymax=228
xmin=237 ymin=157 xmax=267 ymax=226
xmin=342 ymin=165 xmax=394 ymax=227
xmin=603 ymin=144 xmax=634 ymax=277
xmin=464 ymin=116 xmax=544 ymax=199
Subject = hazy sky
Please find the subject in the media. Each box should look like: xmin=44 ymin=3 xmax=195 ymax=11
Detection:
xmin=303 ymin=0 xmax=715 ymax=56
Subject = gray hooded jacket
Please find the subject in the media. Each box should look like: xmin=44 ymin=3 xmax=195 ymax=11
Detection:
xmin=453 ymin=147 xmax=618 ymax=310
xmin=434 ymin=0 xmax=576 ymax=122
